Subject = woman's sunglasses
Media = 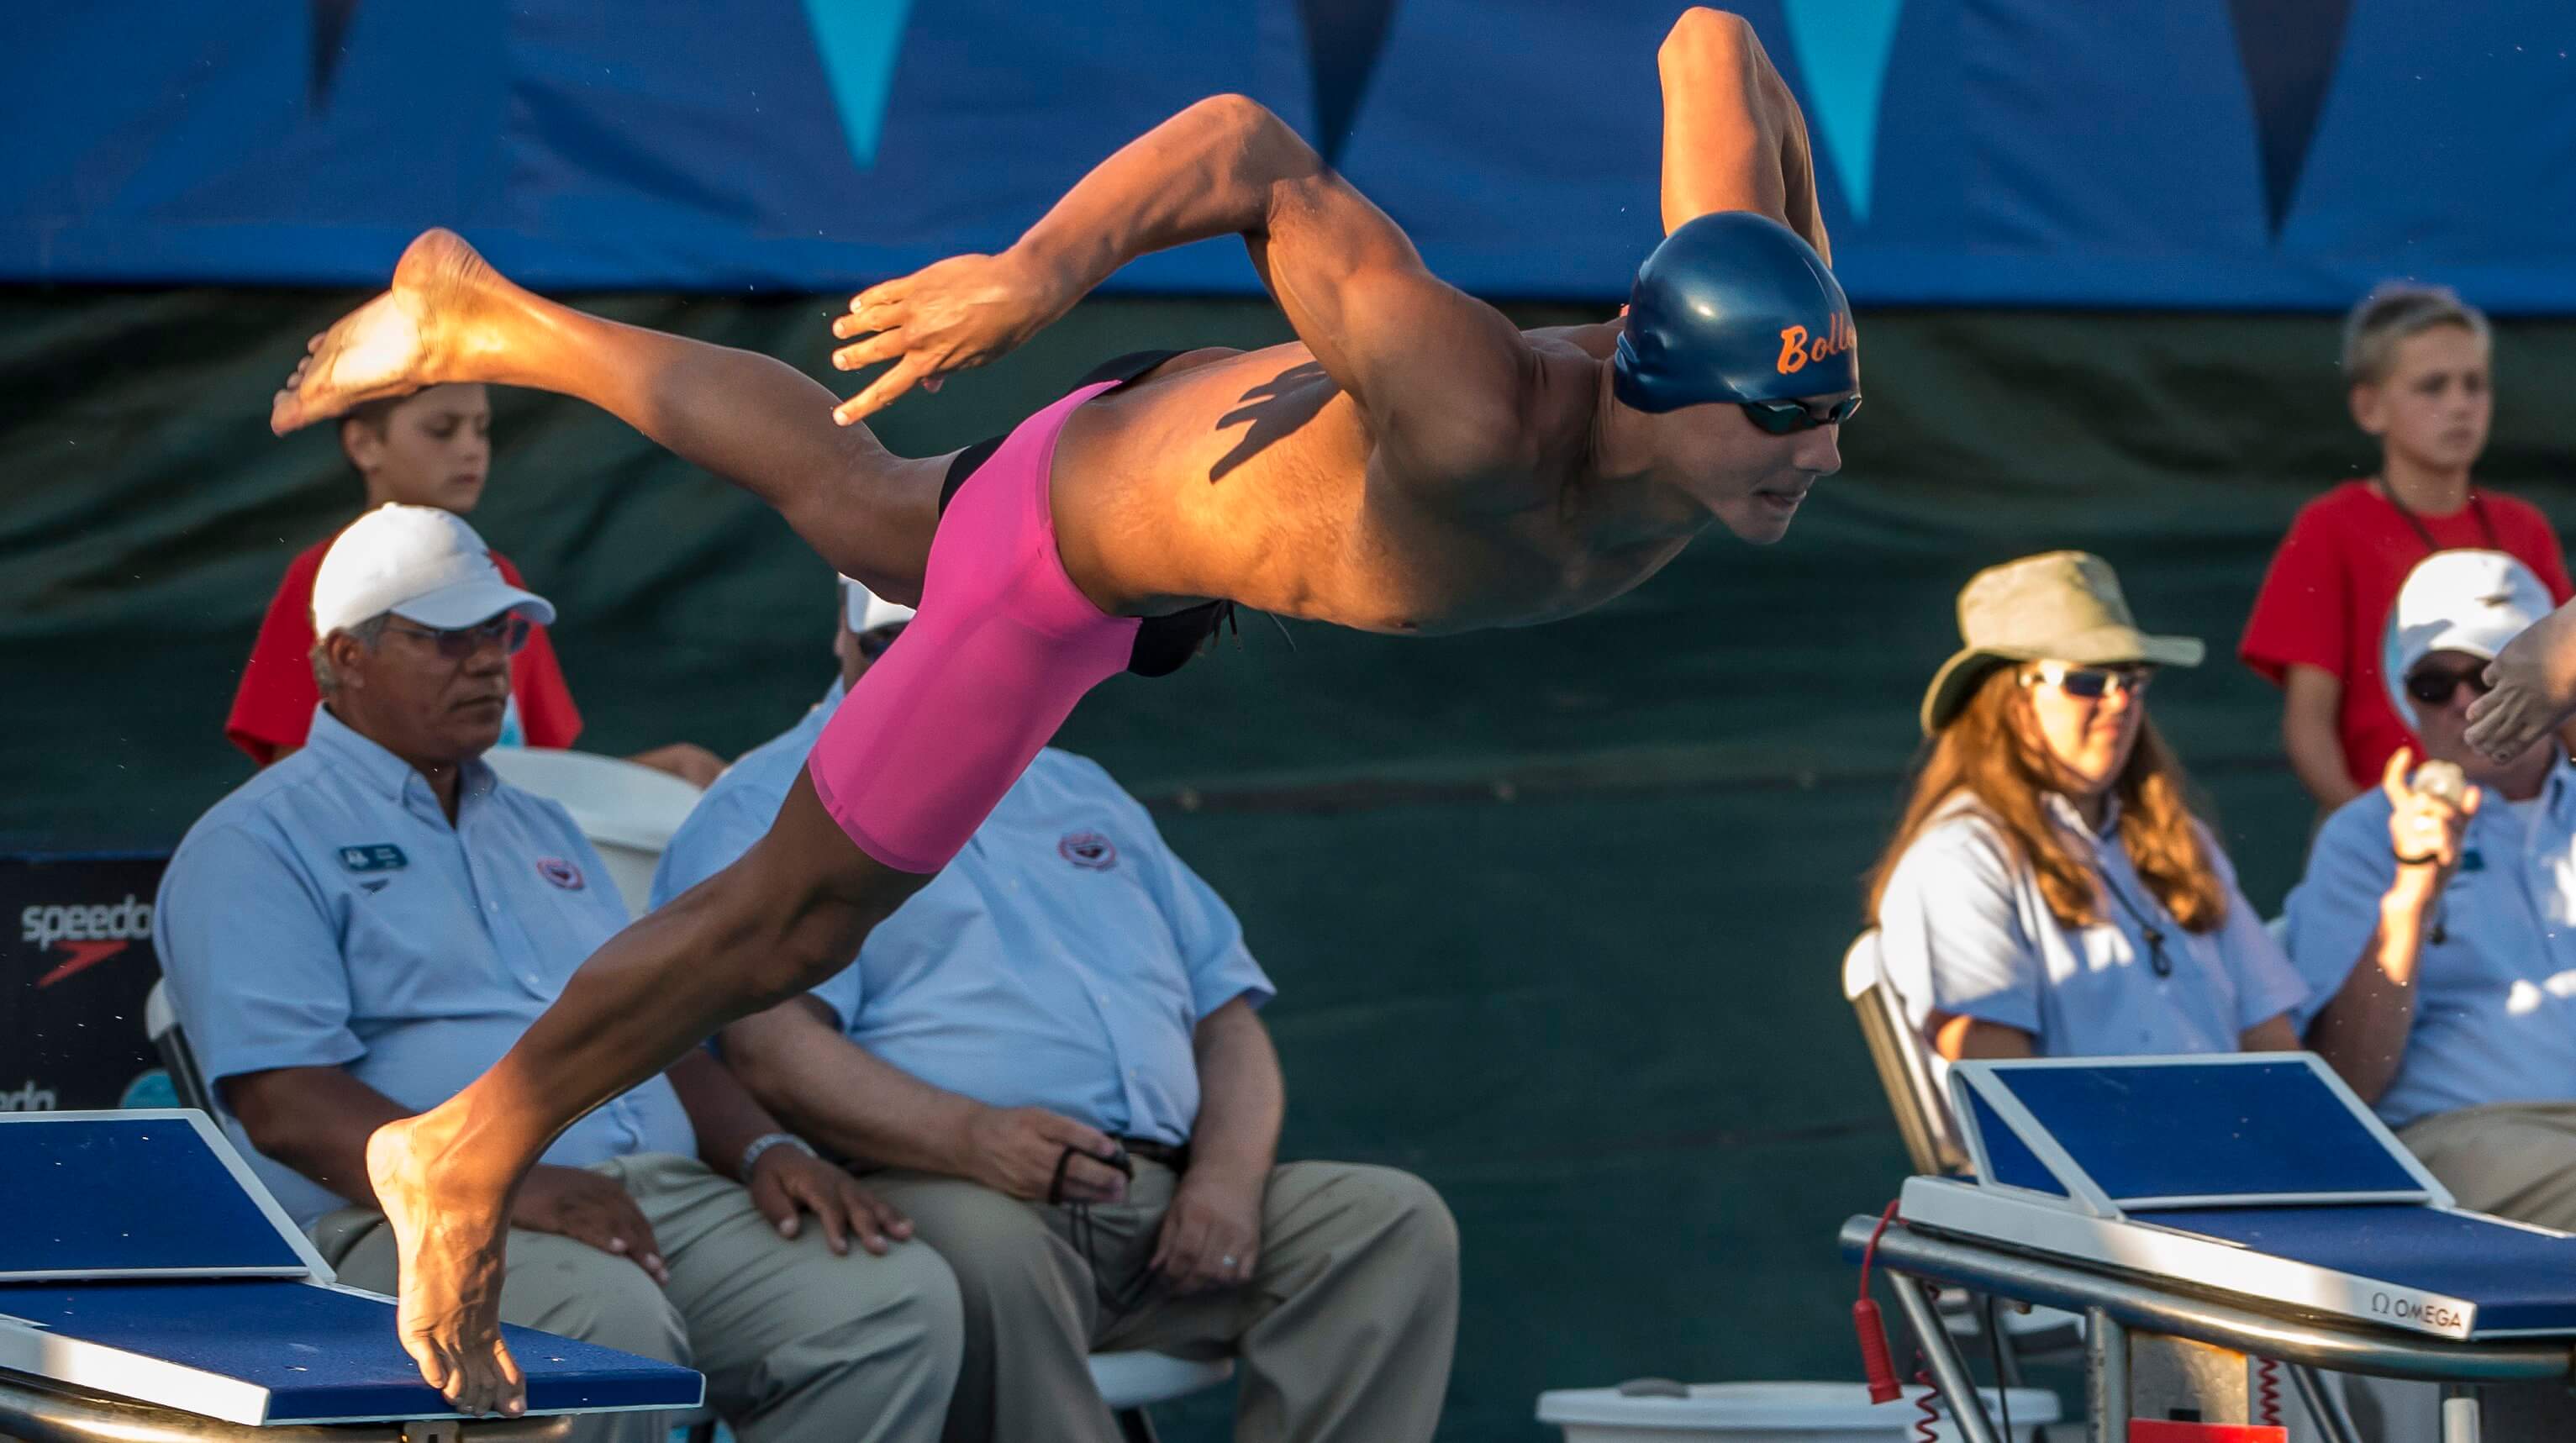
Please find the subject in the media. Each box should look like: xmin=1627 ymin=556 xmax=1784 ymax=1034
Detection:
xmin=1741 ymin=394 xmax=1862 ymax=434
xmin=2023 ymin=661 xmax=2154 ymax=700
xmin=2405 ymin=664 xmax=2493 ymax=708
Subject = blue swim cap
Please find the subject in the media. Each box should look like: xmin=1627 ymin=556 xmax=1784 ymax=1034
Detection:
xmin=1612 ymin=212 xmax=1857 ymax=413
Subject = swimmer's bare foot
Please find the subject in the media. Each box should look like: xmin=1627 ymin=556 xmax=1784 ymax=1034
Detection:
xmin=366 ymin=1111 xmax=526 ymax=1417
xmin=271 ymin=229 xmax=521 ymax=435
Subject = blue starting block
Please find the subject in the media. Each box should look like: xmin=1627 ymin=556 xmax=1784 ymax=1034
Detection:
xmin=1843 ymin=1055 xmax=2576 ymax=1443
xmin=1 ymin=1110 xmax=705 ymax=1435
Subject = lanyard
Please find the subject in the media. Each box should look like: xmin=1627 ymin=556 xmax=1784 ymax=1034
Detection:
xmin=2097 ymin=861 xmax=2174 ymax=978
xmin=2380 ymin=484 xmax=2499 ymax=555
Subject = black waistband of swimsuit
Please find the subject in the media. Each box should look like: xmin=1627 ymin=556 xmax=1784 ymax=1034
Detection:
xmin=932 ymin=348 xmax=1236 ymax=679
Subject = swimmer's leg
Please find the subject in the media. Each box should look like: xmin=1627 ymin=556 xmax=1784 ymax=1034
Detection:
xmin=271 ymin=229 xmax=939 ymax=600
xmin=366 ymin=770 xmax=930 ymax=1418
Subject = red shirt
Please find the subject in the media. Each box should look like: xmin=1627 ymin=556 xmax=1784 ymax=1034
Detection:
xmin=2241 ymin=480 xmax=2572 ymax=789
xmin=224 ymin=535 xmax=583 ymax=765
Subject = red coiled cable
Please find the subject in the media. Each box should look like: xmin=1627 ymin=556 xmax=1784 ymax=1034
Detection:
xmin=1912 ymin=1366 xmax=1942 ymax=1443
xmin=1855 ymin=1200 xmax=1906 ymax=1404
xmin=2254 ymin=1356 xmax=2282 ymax=1427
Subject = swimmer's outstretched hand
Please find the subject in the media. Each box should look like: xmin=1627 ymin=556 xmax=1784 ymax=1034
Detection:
xmin=829 ymin=250 xmax=1074 ymax=424
xmin=2468 ymin=598 xmax=2576 ymax=761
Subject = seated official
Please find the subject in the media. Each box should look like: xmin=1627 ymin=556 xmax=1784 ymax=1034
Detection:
xmin=155 ymin=507 xmax=961 ymax=1443
xmin=650 ymin=579 xmax=1460 ymax=1443
xmin=1869 ymin=551 xmax=2308 ymax=1062
xmin=2288 ymin=550 xmax=2576 ymax=1230
xmin=226 ymin=382 xmax=722 ymax=784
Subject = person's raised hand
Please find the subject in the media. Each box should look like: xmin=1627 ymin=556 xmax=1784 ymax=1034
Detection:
xmin=2380 ymin=746 xmax=2479 ymax=900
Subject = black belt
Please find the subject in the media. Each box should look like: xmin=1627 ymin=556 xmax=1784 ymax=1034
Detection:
xmin=1055 ymin=1133 xmax=1192 ymax=1317
xmin=1116 ymin=1136 xmax=1191 ymax=1172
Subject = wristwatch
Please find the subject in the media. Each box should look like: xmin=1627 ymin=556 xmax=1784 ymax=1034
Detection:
xmin=740 ymin=1131 xmax=818 ymax=1180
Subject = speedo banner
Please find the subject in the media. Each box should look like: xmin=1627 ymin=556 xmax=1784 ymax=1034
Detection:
xmin=1 ymin=854 xmax=175 ymax=1113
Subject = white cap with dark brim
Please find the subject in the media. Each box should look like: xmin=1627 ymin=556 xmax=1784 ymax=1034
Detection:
xmin=841 ymin=576 xmax=916 ymax=633
xmin=313 ymin=503 xmax=556 ymax=637
xmin=2383 ymin=549 xmax=2552 ymax=731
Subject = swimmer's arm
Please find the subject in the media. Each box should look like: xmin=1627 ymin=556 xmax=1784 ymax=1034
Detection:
xmin=841 ymin=95 xmax=1541 ymax=479
xmin=1657 ymin=8 xmax=1829 ymax=261
xmin=1030 ymin=97 xmax=1541 ymax=482
xmin=835 ymin=95 xmax=1339 ymax=419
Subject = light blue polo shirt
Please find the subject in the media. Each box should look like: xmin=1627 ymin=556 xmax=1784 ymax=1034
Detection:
xmin=651 ymin=681 xmax=1273 ymax=1145
xmin=2284 ymin=760 xmax=2576 ymax=1129
xmin=155 ymin=705 xmax=695 ymax=1229
xmin=1875 ymin=793 xmax=2309 ymax=1060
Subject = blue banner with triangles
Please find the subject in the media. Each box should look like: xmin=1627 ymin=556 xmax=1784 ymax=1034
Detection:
xmin=7 ymin=0 xmax=2573 ymax=310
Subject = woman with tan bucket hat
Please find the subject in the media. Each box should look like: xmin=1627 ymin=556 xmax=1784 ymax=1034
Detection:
xmin=1862 ymin=551 xmax=2310 ymax=1063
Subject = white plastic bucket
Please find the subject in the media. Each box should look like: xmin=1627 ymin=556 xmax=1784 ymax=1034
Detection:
xmin=1538 ymin=1381 xmax=2059 ymax=1443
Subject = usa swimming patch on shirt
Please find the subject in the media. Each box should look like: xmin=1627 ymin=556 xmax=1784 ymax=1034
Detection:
xmin=339 ymin=844 xmax=406 ymax=872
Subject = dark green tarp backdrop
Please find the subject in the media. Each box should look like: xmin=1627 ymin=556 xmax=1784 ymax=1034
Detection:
xmin=8 ymin=287 xmax=2576 ymax=1440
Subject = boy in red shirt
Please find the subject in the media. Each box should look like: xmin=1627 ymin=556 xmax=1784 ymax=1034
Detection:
xmin=2241 ymin=284 xmax=2572 ymax=809
xmin=226 ymin=383 xmax=722 ymax=783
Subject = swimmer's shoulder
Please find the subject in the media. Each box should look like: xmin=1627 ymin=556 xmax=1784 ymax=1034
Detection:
xmin=1523 ymin=319 xmax=1623 ymax=362
xmin=1103 ymin=345 xmax=1263 ymax=396
xmin=1140 ymin=345 xmax=1245 ymax=379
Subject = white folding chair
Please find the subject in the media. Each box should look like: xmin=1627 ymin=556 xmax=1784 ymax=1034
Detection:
xmin=1841 ymin=932 xmax=2081 ymax=1372
xmin=479 ymin=747 xmax=706 ymax=915
xmin=1090 ymin=1351 xmax=1235 ymax=1442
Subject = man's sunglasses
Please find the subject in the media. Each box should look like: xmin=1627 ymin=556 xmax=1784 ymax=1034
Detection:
xmin=2405 ymin=664 xmax=2493 ymax=707
xmin=1741 ymin=394 xmax=1862 ymax=434
xmin=383 ymin=615 xmax=531 ymax=660
xmin=856 ymin=621 xmax=909 ymax=661
xmin=2023 ymin=661 xmax=2154 ymax=700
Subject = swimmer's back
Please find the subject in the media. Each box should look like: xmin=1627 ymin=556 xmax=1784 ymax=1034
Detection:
xmin=1051 ymin=329 xmax=1618 ymax=632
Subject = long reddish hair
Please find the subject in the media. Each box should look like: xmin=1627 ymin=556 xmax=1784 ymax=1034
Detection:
xmin=1866 ymin=664 xmax=2227 ymax=933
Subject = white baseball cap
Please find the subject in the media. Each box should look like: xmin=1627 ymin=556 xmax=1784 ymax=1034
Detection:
xmin=313 ymin=504 xmax=556 ymax=637
xmin=2384 ymin=549 xmax=2552 ymax=729
xmin=840 ymin=575 xmax=916 ymax=634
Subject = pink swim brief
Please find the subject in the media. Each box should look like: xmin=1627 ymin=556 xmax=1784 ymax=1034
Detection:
xmin=805 ymin=380 xmax=1140 ymax=872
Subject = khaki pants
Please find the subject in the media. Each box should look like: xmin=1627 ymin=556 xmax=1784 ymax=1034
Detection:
xmin=2394 ymin=1103 xmax=2576 ymax=1440
xmin=314 ymin=1153 xmax=962 ymax=1443
xmin=2399 ymin=1100 xmax=2576 ymax=1231
xmin=864 ymin=1159 xmax=1457 ymax=1443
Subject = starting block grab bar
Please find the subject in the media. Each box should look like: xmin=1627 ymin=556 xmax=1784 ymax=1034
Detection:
xmin=0 ymin=1376 xmax=574 ymax=1443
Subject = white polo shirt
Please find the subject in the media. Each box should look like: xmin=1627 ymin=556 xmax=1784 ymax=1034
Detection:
xmin=1875 ymin=793 xmax=2308 ymax=1058
xmin=155 ymin=706 xmax=695 ymax=1228
xmin=2285 ymin=757 xmax=2576 ymax=1129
